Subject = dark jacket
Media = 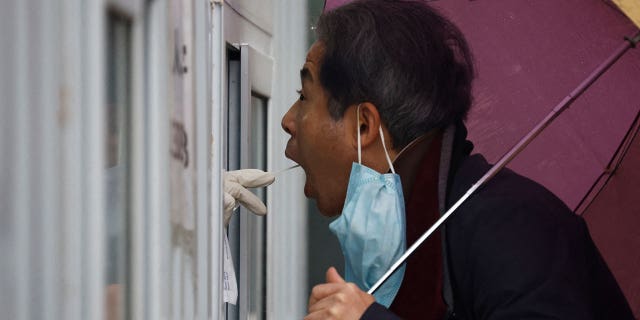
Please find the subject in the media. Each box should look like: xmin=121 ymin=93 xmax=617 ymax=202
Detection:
xmin=361 ymin=125 xmax=634 ymax=320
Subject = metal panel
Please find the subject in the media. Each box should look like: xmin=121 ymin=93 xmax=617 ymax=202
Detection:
xmin=211 ymin=2 xmax=227 ymax=319
xmin=1 ymin=0 xmax=107 ymax=319
xmin=35 ymin=1 xmax=62 ymax=319
xmin=168 ymin=0 xmax=202 ymax=318
xmin=194 ymin=0 xmax=213 ymax=317
xmin=82 ymin=0 xmax=106 ymax=319
xmin=0 ymin=0 xmax=13 ymax=314
xmin=13 ymin=1 xmax=32 ymax=319
xmin=61 ymin=0 xmax=85 ymax=318
xmin=130 ymin=10 xmax=147 ymax=320
xmin=146 ymin=0 xmax=171 ymax=319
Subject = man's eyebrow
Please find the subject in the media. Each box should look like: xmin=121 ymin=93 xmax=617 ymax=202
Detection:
xmin=300 ymin=67 xmax=313 ymax=83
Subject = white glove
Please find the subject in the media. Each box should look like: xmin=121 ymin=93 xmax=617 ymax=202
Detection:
xmin=223 ymin=169 xmax=275 ymax=227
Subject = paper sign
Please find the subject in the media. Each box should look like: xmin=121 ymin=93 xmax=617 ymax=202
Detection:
xmin=223 ymin=231 xmax=238 ymax=305
xmin=614 ymin=0 xmax=640 ymax=29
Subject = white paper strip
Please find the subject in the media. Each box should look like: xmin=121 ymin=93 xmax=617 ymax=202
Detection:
xmin=223 ymin=231 xmax=238 ymax=305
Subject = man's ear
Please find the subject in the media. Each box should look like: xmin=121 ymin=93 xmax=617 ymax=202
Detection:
xmin=346 ymin=102 xmax=382 ymax=150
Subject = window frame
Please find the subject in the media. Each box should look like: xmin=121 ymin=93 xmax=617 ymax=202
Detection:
xmin=224 ymin=43 xmax=274 ymax=320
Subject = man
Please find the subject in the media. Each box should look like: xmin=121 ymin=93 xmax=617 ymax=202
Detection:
xmin=277 ymin=0 xmax=633 ymax=319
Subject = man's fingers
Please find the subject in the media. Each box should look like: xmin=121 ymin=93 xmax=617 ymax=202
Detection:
xmin=304 ymin=306 xmax=344 ymax=320
xmin=308 ymin=283 xmax=344 ymax=307
xmin=326 ymin=267 xmax=346 ymax=284
xmin=309 ymin=268 xmax=347 ymax=309
xmin=227 ymin=169 xmax=275 ymax=188
xmin=304 ymin=309 xmax=337 ymax=320
xmin=306 ymin=270 xmax=374 ymax=320
xmin=225 ymin=181 xmax=267 ymax=215
xmin=308 ymin=293 xmax=346 ymax=314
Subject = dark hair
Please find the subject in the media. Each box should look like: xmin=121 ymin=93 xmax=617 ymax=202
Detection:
xmin=316 ymin=0 xmax=474 ymax=149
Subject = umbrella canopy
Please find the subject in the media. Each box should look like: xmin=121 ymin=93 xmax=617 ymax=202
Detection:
xmin=582 ymin=114 xmax=640 ymax=314
xmin=323 ymin=0 xmax=640 ymax=316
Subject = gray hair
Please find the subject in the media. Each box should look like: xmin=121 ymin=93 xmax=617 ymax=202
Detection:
xmin=316 ymin=0 xmax=475 ymax=149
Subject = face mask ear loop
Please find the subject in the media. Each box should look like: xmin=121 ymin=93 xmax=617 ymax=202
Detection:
xmin=379 ymin=126 xmax=396 ymax=174
xmin=357 ymin=104 xmax=362 ymax=165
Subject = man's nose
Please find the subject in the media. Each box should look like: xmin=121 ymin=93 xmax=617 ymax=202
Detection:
xmin=281 ymin=105 xmax=296 ymax=136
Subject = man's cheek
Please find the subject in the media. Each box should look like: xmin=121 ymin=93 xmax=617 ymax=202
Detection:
xmin=320 ymin=120 xmax=337 ymax=132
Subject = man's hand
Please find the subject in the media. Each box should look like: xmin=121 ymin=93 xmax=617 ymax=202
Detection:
xmin=305 ymin=267 xmax=376 ymax=320
xmin=223 ymin=169 xmax=275 ymax=226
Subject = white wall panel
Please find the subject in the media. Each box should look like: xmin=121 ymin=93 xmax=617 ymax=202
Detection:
xmin=226 ymin=0 xmax=274 ymax=35
xmin=268 ymin=1 xmax=309 ymax=318
xmin=1 ymin=0 xmax=105 ymax=319
xmin=146 ymin=1 xmax=171 ymax=319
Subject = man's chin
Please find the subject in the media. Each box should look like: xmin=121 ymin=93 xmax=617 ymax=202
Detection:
xmin=313 ymin=198 xmax=342 ymax=218
xmin=303 ymin=182 xmax=313 ymax=198
xmin=304 ymin=179 xmax=343 ymax=217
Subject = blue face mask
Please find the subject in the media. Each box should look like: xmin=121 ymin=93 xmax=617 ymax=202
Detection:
xmin=329 ymin=106 xmax=406 ymax=308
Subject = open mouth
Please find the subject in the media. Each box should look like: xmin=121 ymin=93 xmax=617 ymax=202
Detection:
xmin=284 ymin=140 xmax=314 ymax=198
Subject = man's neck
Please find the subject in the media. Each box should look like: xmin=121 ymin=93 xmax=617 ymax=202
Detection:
xmin=393 ymin=129 xmax=441 ymax=202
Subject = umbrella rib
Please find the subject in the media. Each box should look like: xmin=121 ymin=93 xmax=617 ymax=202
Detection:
xmin=575 ymin=109 xmax=640 ymax=215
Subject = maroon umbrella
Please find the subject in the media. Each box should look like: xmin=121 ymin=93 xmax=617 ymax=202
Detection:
xmin=323 ymin=0 xmax=640 ymax=316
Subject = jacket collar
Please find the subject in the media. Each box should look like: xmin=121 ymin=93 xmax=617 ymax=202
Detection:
xmin=392 ymin=121 xmax=474 ymax=207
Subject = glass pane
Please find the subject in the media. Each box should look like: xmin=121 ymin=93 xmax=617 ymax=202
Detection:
xmin=225 ymin=55 xmax=241 ymax=320
xmin=104 ymin=12 xmax=131 ymax=320
xmin=247 ymin=95 xmax=267 ymax=320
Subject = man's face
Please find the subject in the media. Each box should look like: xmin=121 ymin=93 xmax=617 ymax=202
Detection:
xmin=281 ymin=41 xmax=356 ymax=216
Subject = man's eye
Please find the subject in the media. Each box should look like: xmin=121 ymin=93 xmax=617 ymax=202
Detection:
xmin=296 ymin=89 xmax=305 ymax=101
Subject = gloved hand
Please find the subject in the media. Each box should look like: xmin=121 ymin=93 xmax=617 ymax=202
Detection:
xmin=223 ymin=169 xmax=275 ymax=227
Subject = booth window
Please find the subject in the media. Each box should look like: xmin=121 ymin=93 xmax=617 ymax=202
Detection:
xmin=226 ymin=46 xmax=269 ymax=320
xmin=104 ymin=11 xmax=132 ymax=320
